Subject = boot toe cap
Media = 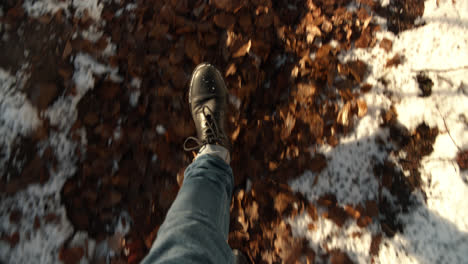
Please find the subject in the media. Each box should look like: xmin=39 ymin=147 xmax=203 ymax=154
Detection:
xmin=189 ymin=63 xmax=227 ymax=104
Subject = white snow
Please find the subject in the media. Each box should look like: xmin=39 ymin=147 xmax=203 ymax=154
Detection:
xmin=0 ymin=67 xmax=40 ymax=178
xmin=129 ymin=90 xmax=140 ymax=107
xmin=23 ymin=0 xmax=104 ymax=21
xmin=156 ymin=125 xmax=167 ymax=135
xmin=290 ymin=0 xmax=468 ymax=263
xmin=0 ymin=190 xmax=74 ymax=264
xmin=1 ymin=52 xmax=123 ymax=264
xmin=23 ymin=0 xmax=70 ymax=18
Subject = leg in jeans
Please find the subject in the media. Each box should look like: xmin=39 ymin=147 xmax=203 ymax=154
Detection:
xmin=141 ymin=146 xmax=234 ymax=264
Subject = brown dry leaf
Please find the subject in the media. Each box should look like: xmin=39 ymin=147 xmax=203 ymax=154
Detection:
xmin=245 ymin=200 xmax=259 ymax=224
xmin=274 ymin=222 xmax=304 ymax=263
xmin=239 ymin=12 xmax=252 ymax=30
xmin=316 ymin=44 xmax=332 ymax=59
xmin=225 ymin=63 xmax=237 ymax=77
xmin=325 ymin=206 xmax=348 ymax=227
xmin=365 ymin=200 xmax=379 ymax=217
xmin=296 ymin=82 xmax=317 ymax=100
xmin=83 ymin=112 xmax=99 ymax=126
xmin=344 ymin=205 xmax=361 ymax=219
xmin=321 ymin=20 xmax=333 ymax=33
xmin=231 ymin=125 xmax=241 ymax=141
xmin=232 ymin=40 xmax=251 ymax=58
xmin=99 ymin=82 xmax=120 ymax=100
xmin=355 ymin=27 xmax=371 ymax=49
xmin=59 ymin=247 xmax=85 ymax=264
xmin=213 ymin=13 xmax=236 ymax=29
xmin=307 ymin=112 xmax=324 ymax=139
xmin=44 ymin=213 xmax=60 ymax=224
xmin=330 ymin=250 xmax=354 ymax=264
xmin=357 ymin=99 xmax=368 ymax=117
xmin=337 ymin=101 xmax=352 ymax=127
xmin=361 ymin=83 xmax=372 ymax=93
xmin=304 ymin=248 xmax=316 ymax=264
xmin=385 ymin=54 xmax=402 ymax=68
xmin=357 ymin=216 xmax=372 ymax=228
xmin=274 ymin=192 xmax=294 ymax=215
xmin=381 ymin=105 xmax=398 ymax=125
xmin=212 ymin=0 xmax=243 ymax=11
xmin=357 ymin=0 xmax=376 ymax=8
xmin=34 ymin=216 xmax=41 ymax=230
xmin=380 ymin=38 xmax=393 ymax=52
xmin=9 ymin=210 xmax=22 ymax=224
xmin=102 ymin=190 xmax=122 ymax=208
xmin=370 ymin=233 xmax=383 ymax=256
xmin=306 ymin=25 xmax=322 ymax=44
xmin=1 ymin=232 xmax=20 ymax=248
xmin=145 ymin=226 xmax=160 ymax=249
xmin=307 ymin=204 xmax=318 ymax=221
xmin=281 ymin=111 xmax=296 ymax=140
xmin=257 ymin=12 xmax=274 ymax=28
xmin=309 ymin=153 xmax=327 ymax=173
xmin=269 ymin=161 xmax=279 ymax=171
xmin=184 ymin=36 xmax=202 ymax=64
xmin=456 ymin=150 xmax=468 ymax=170
xmin=62 ymin=41 xmax=72 ymax=59
xmin=347 ymin=60 xmax=367 ymax=83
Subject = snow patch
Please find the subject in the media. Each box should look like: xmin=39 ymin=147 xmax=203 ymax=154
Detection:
xmin=23 ymin=0 xmax=70 ymax=18
xmin=290 ymin=1 xmax=468 ymax=263
xmin=0 ymin=68 xmax=40 ymax=177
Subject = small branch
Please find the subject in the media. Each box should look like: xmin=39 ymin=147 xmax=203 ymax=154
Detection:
xmin=436 ymin=105 xmax=462 ymax=151
xmin=411 ymin=65 xmax=468 ymax=73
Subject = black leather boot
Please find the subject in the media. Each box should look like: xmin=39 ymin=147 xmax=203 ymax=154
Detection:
xmin=183 ymin=63 xmax=230 ymax=151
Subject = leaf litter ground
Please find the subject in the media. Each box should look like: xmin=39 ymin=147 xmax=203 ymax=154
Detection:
xmin=1 ymin=0 xmax=467 ymax=263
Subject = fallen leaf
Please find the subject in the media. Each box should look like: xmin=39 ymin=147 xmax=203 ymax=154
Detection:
xmin=321 ymin=20 xmax=333 ymax=33
xmin=357 ymin=215 xmax=372 ymax=228
xmin=344 ymin=205 xmax=361 ymax=219
xmin=232 ymin=40 xmax=251 ymax=58
xmin=330 ymin=250 xmax=354 ymax=264
xmin=213 ymin=13 xmax=236 ymax=29
xmin=59 ymin=247 xmax=84 ymax=264
xmin=355 ymin=27 xmax=371 ymax=49
xmin=347 ymin=60 xmax=367 ymax=83
xmin=62 ymin=41 xmax=72 ymax=59
xmin=380 ymin=38 xmax=393 ymax=52
xmin=357 ymin=99 xmax=368 ymax=117
xmin=9 ymin=210 xmax=22 ymax=224
xmin=361 ymin=83 xmax=372 ymax=93
xmin=337 ymin=101 xmax=352 ymax=127
xmin=370 ymin=233 xmax=382 ymax=256
xmin=256 ymin=12 xmax=274 ymax=28
xmin=274 ymin=192 xmax=294 ymax=215
xmin=1 ymin=232 xmax=20 ymax=248
xmin=456 ymin=150 xmax=468 ymax=170
xmin=309 ymin=153 xmax=327 ymax=173
xmin=365 ymin=200 xmax=379 ymax=217
xmin=308 ymin=204 xmax=318 ymax=221
xmin=325 ymin=206 xmax=348 ymax=227
xmin=385 ymin=54 xmax=402 ymax=68
xmin=225 ymin=63 xmax=237 ymax=77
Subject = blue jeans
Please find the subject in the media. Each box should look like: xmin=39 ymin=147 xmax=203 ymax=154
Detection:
xmin=141 ymin=154 xmax=235 ymax=264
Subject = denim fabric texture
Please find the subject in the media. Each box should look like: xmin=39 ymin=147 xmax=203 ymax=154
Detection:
xmin=141 ymin=154 xmax=235 ymax=264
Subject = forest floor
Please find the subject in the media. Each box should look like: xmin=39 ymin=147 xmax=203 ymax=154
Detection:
xmin=0 ymin=0 xmax=467 ymax=263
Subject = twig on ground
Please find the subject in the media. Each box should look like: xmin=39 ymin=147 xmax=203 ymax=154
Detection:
xmin=411 ymin=65 xmax=468 ymax=73
xmin=435 ymin=104 xmax=461 ymax=151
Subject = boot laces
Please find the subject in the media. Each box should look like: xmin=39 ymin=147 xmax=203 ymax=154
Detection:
xmin=183 ymin=106 xmax=227 ymax=151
